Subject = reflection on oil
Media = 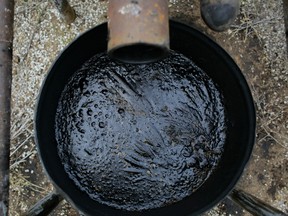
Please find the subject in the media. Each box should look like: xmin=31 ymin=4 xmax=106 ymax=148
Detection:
xmin=55 ymin=51 xmax=227 ymax=211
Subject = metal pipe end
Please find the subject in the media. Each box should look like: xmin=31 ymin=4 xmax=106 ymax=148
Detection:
xmin=108 ymin=43 xmax=169 ymax=64
xmin=108 ymin=0 xmax=169 ymax=64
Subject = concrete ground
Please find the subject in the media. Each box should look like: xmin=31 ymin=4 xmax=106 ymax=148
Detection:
xmin=9 ymin=0 xmax=287 ymax=215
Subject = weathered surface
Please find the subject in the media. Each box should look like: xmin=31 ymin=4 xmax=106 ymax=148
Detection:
xmin=0 ymin=0 xmax=14 ymax=215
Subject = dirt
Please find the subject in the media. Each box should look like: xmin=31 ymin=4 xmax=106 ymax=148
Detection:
xmin=9 ymin=0 xmax=287 ymax=215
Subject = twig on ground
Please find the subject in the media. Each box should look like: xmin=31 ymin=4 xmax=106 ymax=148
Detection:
xmin=10 ymin=148 xmax=36 ymax=170
xmin=10 ymin=134 xmax=33 ymax=157
xmin=11 ymin=118 xmax=32 ymax=140
xmin=229 ymin=4 xmax=282 ymax=42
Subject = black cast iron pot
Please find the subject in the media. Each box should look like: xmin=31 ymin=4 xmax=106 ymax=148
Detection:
xmin=35 ymin=21 xmax=256 ymax=216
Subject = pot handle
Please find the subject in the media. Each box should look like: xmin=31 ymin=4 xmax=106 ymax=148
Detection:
xmin=21 ymin=191 xmax=63 ymax=216
xmin=22 ymin=189 xmax=287 ymax=216
xmin=229 ymin=189 xmax=287 ymax=216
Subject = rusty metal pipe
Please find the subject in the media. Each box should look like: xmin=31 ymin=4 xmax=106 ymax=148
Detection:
xmin=108 ymin=0 xmax=169 ymax=64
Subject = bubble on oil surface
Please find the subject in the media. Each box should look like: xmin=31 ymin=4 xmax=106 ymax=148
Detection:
xmin=98 ymin=122 xmax=106 ymax=128
xmin=55 ymin=51 xmax=227 ymax=211
xmin=118 ymin=108 xmax=125 ymax=114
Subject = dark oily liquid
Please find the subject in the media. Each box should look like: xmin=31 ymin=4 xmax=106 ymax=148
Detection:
xmin=55 ymin=51 xmax=227 ymax=211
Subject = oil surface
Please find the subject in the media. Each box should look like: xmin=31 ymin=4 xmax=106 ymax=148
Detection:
xmin=55 ymin=51 xmax=227 ymax=211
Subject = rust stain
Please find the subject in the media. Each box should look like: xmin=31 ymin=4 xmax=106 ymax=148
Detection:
xmin=108 ymin=0 xmax=169 ymax=63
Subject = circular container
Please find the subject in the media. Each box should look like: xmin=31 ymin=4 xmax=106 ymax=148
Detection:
xmin=35 ymin=21 xmax=255 ymax=216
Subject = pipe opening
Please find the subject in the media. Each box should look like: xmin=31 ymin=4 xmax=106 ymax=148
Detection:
xmin=108 ymin=43 xmax=169 ymax=64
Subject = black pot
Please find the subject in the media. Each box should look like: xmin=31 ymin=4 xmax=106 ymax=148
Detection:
xmin=35 ymin=21 xmax=256 ymax=216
